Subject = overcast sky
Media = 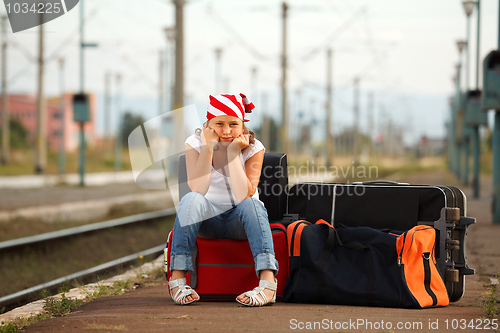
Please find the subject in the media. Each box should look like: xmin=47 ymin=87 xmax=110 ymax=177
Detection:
xmin=2 ymin=0 xmax=499 ymax=144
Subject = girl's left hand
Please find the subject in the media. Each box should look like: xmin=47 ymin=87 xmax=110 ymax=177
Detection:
xmin=229 ymin=134 xmax=250 ymax=151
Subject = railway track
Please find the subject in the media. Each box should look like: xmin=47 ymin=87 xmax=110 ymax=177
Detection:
xmin=0 ymin=208 xmax=176 ymax=311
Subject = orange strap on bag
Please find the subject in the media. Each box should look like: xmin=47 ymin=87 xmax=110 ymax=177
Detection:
xmin=397 ymin=225 xmax=449 ymax=308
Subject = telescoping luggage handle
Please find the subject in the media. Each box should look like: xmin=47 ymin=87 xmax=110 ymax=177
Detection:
xmin=314 ymin=220 xmax=375 ymax=306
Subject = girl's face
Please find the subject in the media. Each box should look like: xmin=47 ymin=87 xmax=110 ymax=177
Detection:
xmin=208 ymin=115 xmax=244 ymax=144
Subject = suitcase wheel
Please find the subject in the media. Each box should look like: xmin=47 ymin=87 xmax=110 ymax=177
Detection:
xmin=446 ymin=239 xmax=460 ymax=251
xmin=445 ymin=269 xmax=459 ymax=283
xmin=445 ymin=207 xmax=460 ymax=222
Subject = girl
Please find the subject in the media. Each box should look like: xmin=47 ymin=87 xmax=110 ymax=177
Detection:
xmin=168 ymin=93 xmax=278 ymax=307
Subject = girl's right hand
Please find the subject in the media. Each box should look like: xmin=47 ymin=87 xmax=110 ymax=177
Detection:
xmin=202 ymin=124 xmax=219 ymax=147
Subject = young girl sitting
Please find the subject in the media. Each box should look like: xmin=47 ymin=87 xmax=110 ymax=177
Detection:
xmin=168 ymin=93 xmax=278 ymax=307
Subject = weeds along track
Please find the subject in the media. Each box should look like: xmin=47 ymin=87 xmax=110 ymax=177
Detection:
xmin=0 ymin=209 xmax=176 ymax=312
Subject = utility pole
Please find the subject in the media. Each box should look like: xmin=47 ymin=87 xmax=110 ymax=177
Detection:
xmin=368 ymin=92 xmax=374 ymax=159
xmin=173 ymin=0 xmax=185 ymax=156
xmin=158 ymin=50 xmax=165 ymax=161
xmin=78 ymin=0 xmax=86 ymax=185
xmin=492 ymin=0 xmax=500 ymax=223
xmin=325 ymin=49 xmax=333 ymax=167
xmin=104 ymin=72 xmax=111 ymax=143
xmin=1 ymin=16 xmax=8 ymax=165
xmin=164 ymin=27 xmax=176 ymax=112
xmin=58 ymin=58 xmax=66 ymax=174
xmin=215 ymin=48 xmax=222 ymax=93
xmin=159 ymin=49 xmax=165 ymax=116
xmin=251 ymin=66 xmax=257 ymax=105
xmin=353 ymin=77 xmax=360 ymax=166
xmin=261 ymin=93 xmax=270 ymax=150
xmin=281 ymin=2 xmax=288 ymax=155
xmin=472 ymin=0 xmax=481 ymax=198
xmin=35 ymin=21 xmax=46 ymax=174
xmin=462 ymin=1 xmax=475 ymax=186
xmin=173 ymin=0 xmax=184 ymax=110
xmin=114 ymin=73 xmax=122 ymax=171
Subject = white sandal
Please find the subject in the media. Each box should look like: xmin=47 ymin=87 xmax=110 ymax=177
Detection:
xmin=236 ymin=279 xmax=277 ymax=307
xmin=168 ymin=278 xmax=200 ymax=305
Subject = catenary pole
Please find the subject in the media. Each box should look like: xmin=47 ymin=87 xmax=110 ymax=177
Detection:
xmin=492 ymin=0 xmax=500 ymax=223
xmin=326 ymin=49 xmax=333 ymax=168
xmin=172 ymin=0 xmax=185 ymax=156
xmin=1 ymin=16 xmax=8 ymax=165
xmin=281 ymin=2 xmax=288 ymax=155
xmin=472 ymin=0 xmax=481 ymax=198
xmin=35 ymin=19 xmax=46 ymax=174
xmin=58 ymin=58 xmax=65 ymax=174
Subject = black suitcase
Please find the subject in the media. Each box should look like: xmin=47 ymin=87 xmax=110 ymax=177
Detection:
xmin=287 ymin=181 xmax=475 ymax=302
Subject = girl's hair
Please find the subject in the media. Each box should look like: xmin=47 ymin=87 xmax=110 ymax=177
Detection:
xmin=195 ymin=120 xmax=256 ymax=145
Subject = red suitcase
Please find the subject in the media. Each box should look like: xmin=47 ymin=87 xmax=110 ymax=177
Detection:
xmin=165 ymin=223 xmax=288 ymax=300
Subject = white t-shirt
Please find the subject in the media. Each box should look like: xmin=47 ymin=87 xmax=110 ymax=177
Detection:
xmin=184 ymin=133 xmax=266 ymax=208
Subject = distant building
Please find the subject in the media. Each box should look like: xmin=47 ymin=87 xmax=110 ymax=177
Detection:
xmin=0 ymin=93 xmax=96 ymax=151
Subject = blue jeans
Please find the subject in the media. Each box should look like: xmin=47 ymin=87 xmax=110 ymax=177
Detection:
xmin=170 ymin=192 xmax=278 ymax=278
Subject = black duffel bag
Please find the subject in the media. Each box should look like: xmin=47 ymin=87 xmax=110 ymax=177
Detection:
xmin=282 ymin=219 xmax=448 ymax=308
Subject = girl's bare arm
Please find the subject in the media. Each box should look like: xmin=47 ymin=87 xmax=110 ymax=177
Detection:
xmin=227 ymin=147 xmax=264 ymax=203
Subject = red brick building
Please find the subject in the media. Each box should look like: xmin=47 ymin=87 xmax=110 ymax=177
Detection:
xmin=0 ymin=93 xmax=96 ymax=151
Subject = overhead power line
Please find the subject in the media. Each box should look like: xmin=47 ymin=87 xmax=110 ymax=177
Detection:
xmin=205 ymin=5 xmax=274 ymax=64
xmin=298 ymin=6 xmax=366 ymax=63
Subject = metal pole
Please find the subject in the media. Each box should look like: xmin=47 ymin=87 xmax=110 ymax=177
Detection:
xmin=472 ymin=0 xmax=481 ymax=198
xmin=326 ymin=49 xmax=333 ymax=168
xmin=494 ymin=112 xmax=500 ymax=223
xmin=281 ymin=2 xmax=288 ymax=155
xmin=105 ymin=72 xmax=111 ymax=146
xmin=58 ymin=58 xmax=65 ymax=175
xmin=173 ymin=0 xmax=184 ymax=109
xmin=463 ymin=14 xmax=472 ymax=185
xmin=251 ymin=66 xmax=257 ymax=105
xmin=368 ymin=92 xmax=374 ymax=159
xmin=172 ymin=0 xmax=184 ymax=161
xmin=353 ymin=77 xmax=360 ymax=165
xmin=78 ymin=0 xmax=85 ymax=186
xmin=293 ymin=89 xmax=300 ymax=157
xmin=35 ymin=20 xmax=46 ymax=174
xmin=1 ymin=16 xmax=8 ymax=165
xmin=159 ymin=50 xmax=164 ymax=116
xmin=476 ymin=0 xmax=481 ymax=90
xmin=492 ymin=0 xmax=500 ymax=224
xmin=464 ymin=133 xmax=470 ymax=185
xmin=114 ymin=73 xmax=122 ymax=171
xmin=261 ymin=94 xmax=270 ymax=150
xmin=158 ymin=50 xmax=165 ymax=162
xmin=215 ymin=48 xmax=222 ymax=93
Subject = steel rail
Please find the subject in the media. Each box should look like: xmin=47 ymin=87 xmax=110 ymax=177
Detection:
xmin=0 ymin=245 xmax=166 ymax=309
xmin=0 ymin=208 xmax=176 ymax=310
xmin=0 ymin=208 xmax=176 ymax=252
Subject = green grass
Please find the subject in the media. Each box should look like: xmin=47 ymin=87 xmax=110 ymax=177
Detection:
xmin=0 ymin=146 xmax=131 ymax=176
xmin=42 ymin=286 xmax=83 ymax=317
xmin=483 ymin=276 xmax=500 ymax=319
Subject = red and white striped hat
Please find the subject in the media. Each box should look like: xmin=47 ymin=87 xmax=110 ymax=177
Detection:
xmin=207 ymin=93 xmax=255 ymax=122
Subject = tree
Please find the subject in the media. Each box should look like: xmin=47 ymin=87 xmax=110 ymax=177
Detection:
xmin=121 ymin=111 xmax=145 ymax=146
xmin=0 ymin=117 xmax=29 ymax=149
